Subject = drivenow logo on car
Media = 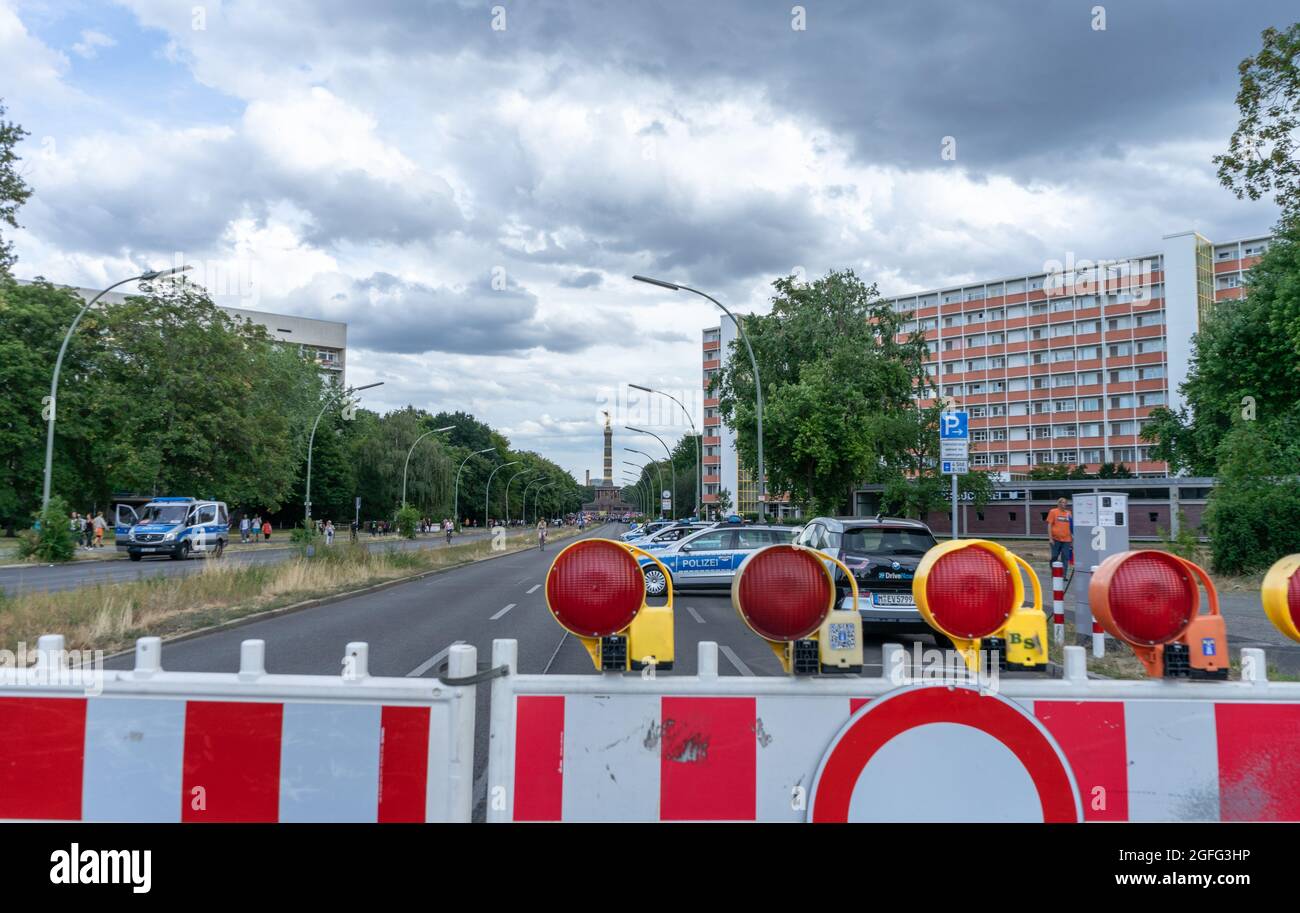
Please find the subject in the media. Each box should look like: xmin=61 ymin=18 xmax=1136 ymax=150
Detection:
xmin=49 ymin=844 xmax=151 ymax=894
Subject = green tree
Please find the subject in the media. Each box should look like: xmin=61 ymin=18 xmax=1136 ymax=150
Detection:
xmin=712 ymin=269 xmax=929 ymax=516
xmin=1214 ymin=23 xmax=1300 ymax=225
xmin=0 ymin=100 xmax=32 ymax=277
xmin=19 ymin=496 xmax=76 ymax=562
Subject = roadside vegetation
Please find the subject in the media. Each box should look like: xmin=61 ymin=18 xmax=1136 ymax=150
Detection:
xmin=0 ymin=525 xmax=584 ymax=656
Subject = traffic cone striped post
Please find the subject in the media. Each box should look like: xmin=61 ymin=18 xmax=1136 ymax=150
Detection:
xmin=1051 ymin=561 xmax=1065 ymax=645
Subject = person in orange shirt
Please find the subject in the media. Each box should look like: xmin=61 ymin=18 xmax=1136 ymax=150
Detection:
xmin=1045 ymin=497 xmax=1073 ymax=568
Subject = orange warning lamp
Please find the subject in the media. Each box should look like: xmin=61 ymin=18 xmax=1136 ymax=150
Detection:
xmin=1262 ymin=554 xmax=1300 ymax=644
xmin=912 ymin=539 xmax=1048 ymax=673
xmin=732 ymin=544 xmax=864 ymax=675
xmin=1089 ymin=550 xmax=1227 ymax=679
xmin=545 ymin=538 xmax=675 ymax=671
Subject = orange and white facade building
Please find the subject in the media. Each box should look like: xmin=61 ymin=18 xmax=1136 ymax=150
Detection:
xmin=702 ymin=229 xmax=1271 ymax=509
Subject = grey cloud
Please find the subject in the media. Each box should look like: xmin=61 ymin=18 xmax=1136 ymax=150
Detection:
xmin=558 ymin=270 xmax=603 ymax=288
xmin=280 ymin=271 xmax=634 ymax=356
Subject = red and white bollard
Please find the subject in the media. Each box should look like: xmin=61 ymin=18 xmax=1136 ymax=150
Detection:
xmin=1090 ymin=564 xmax=1104 ymax=657
xmin=1051 ymin=561 xmax=1065 ymax=645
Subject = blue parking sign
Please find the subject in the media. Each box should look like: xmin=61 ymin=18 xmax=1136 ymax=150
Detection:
xmin=940 ymin=411 xmax=969 ymax=440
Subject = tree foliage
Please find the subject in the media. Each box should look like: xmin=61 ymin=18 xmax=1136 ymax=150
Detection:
xmin=0 ymin=100 xmax=32 ymax=277
xmin=1214 ymin=23 xmax=1300 ymax=224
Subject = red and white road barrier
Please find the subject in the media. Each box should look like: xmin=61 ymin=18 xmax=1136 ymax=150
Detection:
xmin=1051 ymin=561 xmax=1065 ymax=644
xmin=486 ymin=639 xmax=1300 ymax=822
xmin=0 ymin=635 xmax=477 ymax=822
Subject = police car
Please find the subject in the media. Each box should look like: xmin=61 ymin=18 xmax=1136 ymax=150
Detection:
xmin=632 ymin=521 xmax=714 ymax=552
xmin=620 ymin=520 xmax=674 ymax=542
xmin=795 ymin=516 xmax=938 ymax=634
xmin=114 ymin=497 xmax=230 ymax=561
xmin=637 ymin=524 xmax=798 ymax=595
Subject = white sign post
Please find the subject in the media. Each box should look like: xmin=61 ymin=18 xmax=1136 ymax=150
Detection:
xmin=940 ymin=411 xmax=970 ymax=540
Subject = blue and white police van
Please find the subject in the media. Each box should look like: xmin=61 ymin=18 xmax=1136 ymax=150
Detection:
xmin=636 ymin=524 xmax=797 ymax=596
xmin=620 ymin=520 xmax=674 ymax=543
xmin=114 ymin=497 xmax=230 ymax=561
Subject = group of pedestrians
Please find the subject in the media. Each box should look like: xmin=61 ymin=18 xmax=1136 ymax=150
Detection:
xmin=238 ymin=515 xmax=272 ymax=544
xmin=69 ymin=511 xmax=106 ymax=549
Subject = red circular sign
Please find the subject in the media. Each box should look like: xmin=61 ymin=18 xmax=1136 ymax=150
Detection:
xmin=808 ymin=685 xmax=1081 ymax=822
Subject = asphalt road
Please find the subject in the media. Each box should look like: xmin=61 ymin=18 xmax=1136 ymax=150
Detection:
xmin=0 ymin=528 xmax=502 ymax=596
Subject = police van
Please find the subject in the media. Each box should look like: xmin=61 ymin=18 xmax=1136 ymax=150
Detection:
xmin=636 ymin=524 xmax=798 ymax=596
xmin=114 ymin=497 xmax=230 ymax=561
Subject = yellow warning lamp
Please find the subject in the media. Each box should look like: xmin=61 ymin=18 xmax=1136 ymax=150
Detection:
xmin=544 ymin=538 xmax=674 ymax=672
xmin=1089 ymin=550 xmax=1227 ymax=679
xmin=731 ymin=544 xmax=864 ymax=675
xmin=912 ymin=539 xmax=1048 ymax=674
xmin=1261 ymin=554 xmax=1300 ymax=644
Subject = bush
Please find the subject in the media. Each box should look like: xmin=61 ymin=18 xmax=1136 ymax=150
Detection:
xmin=1206 ymin=477 xmax=1300 ymax=575
xmin=396 ymin=505 xmax=420 ymax=539
xmin=21 ymin=497 xmax=77 ymax=563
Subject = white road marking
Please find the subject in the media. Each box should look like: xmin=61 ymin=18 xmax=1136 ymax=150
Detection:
xmin=719 ymin=644 xmax=754 ymax=677
xmin=685 ymin=605 xmax=705 ymax=624
xmin=542 ymin=632 xmax=569 ymax=674
xmin=491 ymin=603 xmax=517 ymax=620
xmin=526 ymin=584 xmax=541 ymax=594
xmin=406 ymin=640 xmax=465 ymax=677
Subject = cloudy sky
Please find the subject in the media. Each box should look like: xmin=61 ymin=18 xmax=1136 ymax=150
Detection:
xmin=2 ymin=0 xmax=1287 ymax=478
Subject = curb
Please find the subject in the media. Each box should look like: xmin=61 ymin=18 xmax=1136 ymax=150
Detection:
xmin=101 ymin=527 xmax=599 ymax=662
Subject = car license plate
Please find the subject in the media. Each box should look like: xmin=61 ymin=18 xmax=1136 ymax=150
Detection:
xmin=828 ymin=622 xmax=856 ymax=650
xmin=872 ymin=592 xmax=915 ymax=607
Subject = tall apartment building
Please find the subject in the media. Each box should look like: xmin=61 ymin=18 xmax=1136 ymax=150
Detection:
xmin=702 ymin=228 xmax=1271 ymax=505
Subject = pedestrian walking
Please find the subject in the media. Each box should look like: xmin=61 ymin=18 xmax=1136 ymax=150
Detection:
xmin=262 ymin=519 xmax=272 ymax=542
xmin=1045 ymin=497 xmax=1073 ymax=573
xmin=537 ymin=518 xmax=547 ymax=551
xmin=92 ymin=512 xmax=106 ymax=548
xmin=239 ymin=515 xmax=250 ymax=544
xmin=325 ymin=520 xmax=335 ymax=546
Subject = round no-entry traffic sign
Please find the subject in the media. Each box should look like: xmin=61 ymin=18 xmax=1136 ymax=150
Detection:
xmin=807 ymin=684 xmax=1081 ymax=822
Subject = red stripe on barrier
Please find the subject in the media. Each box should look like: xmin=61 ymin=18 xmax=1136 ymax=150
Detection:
xmin=1215 ymin=703 xmax=1300 ymax=822
xmin=0 ymin=697 xmax=86 ymax=820
xmin=849 ymin=698 xmax=870 ymax=715
xmin=1033 ymin=701 xmax=1128 ymax=821
xmin=181 ymin=701 xmax=283 ymax=823
xmin=378 ymin=706 xmax=430 ymax=823
xmin=513 ymin=695 xmax=565 ymax=821
xmin=660 ymin=697 xmax=756 ymax=821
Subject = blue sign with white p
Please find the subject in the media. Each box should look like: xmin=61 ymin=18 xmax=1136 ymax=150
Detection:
xmin=940 ymin=411 xmax=969 ymax=440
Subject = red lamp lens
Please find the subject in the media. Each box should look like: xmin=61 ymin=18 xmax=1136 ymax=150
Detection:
xmin=925 ymin=546 xmax=1013 ymax=639
xmin=546 ymin=540 xmax=643 ymax=637
xmin=736 ymin=546 xmax=831 ymax=642
xmin=1107 ymin=552 xmax=1196 ymax=644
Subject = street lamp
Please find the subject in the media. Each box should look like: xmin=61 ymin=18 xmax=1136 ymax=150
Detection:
xmin=621 ymin=473 xmax=646 ymax=515
xmin=633 ymin=274 xmax=766 ymax=519
xmin=625 ymin=451 xmax=664 ymax=518
xmin=630 ymin=383 xmax=700 ymax=518
xmin=504 ymin=468 xmax=536 ymax=525
xmin=627 ymin=425 xmax=677 ymax=519
xmin=532 ymin=482 xmax=556 ymax=524
xmin=521 ymin=476 xmax=547 ymax=521
xmin=42 ymin=265 xmax=192 ymax=511
xmin=401 ymin=425 xmax=455 ymax=509
xmin=454 ymin=447 xmax=495 ymax=530
xmin=306 ymin=381 xmax=384 ymax=525
xmin=484 ymin=460 xmax=520 ymax=527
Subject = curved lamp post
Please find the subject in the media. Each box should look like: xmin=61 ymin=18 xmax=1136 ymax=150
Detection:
xmin=484 ymin=460 xmax=519 ymax=527
xmin=401 ymin=425 xmax=455 ymax=509
xmin=532 ymin=482 xmax=556 ymax=524
xmin=627 ymin=425 xmax=676 ymax=519
xmin=503 ymin=468 xmax=536 ymax=525
xmin=307 ymin=381 xmax=383 ymax=525
xmin=623 ymin=460 xmax=655 ymax=516
xmin=633 ymin=274 xmax=765 ymax=519
xmin=625 ymin=451 xmax=664 ymax=518
xmin=42 ymin=265 xmax=192 ymax=511
xmin=521 ymin=476 xmax=547 ymax=522
xmin=621 ymin=474 xmax=646 ymax=515
xmin=630 ymin=383 xmax=700 ymax=518
xmin=454 ymin=447 xmax=495 ymax=529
